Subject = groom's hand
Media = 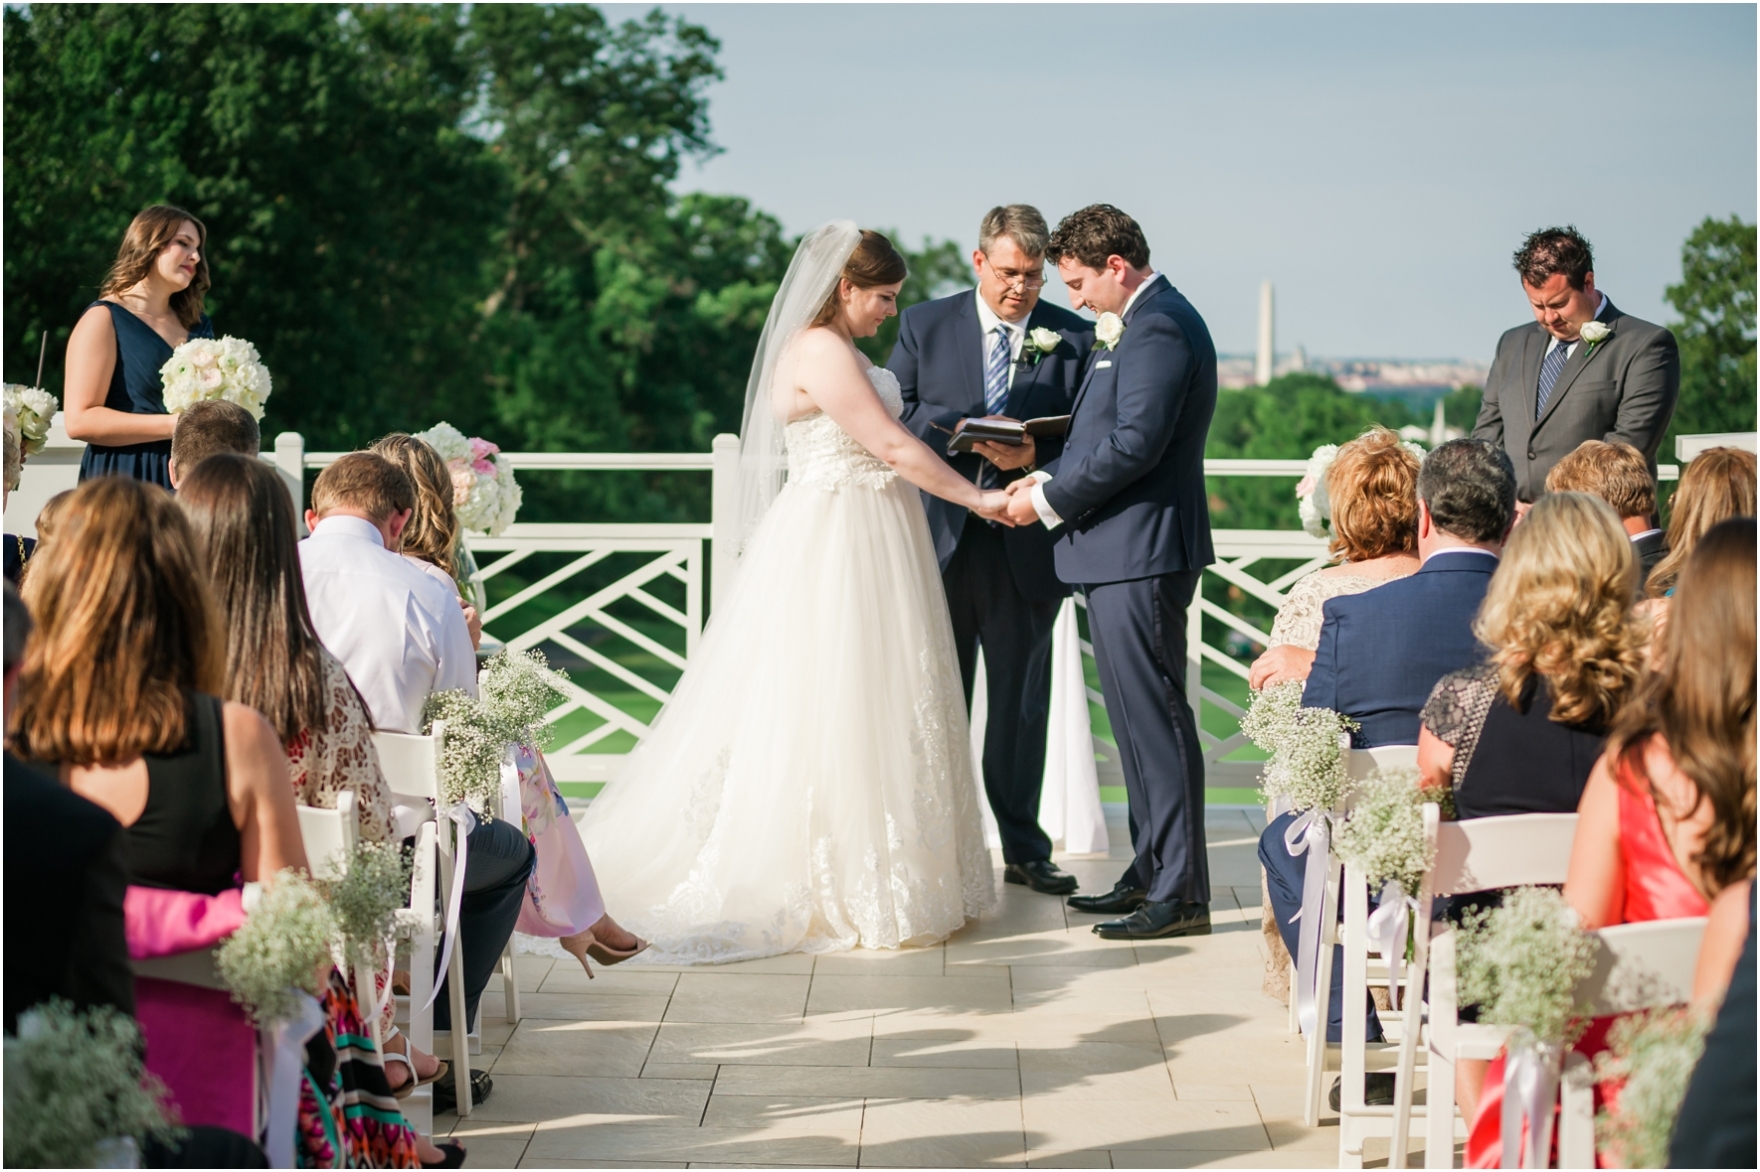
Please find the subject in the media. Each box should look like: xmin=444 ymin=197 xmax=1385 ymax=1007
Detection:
xmin=973 ymin=435 xmax=1037 ymax=471
xmin=1003 ymin=482 xmax=1043 ymax=527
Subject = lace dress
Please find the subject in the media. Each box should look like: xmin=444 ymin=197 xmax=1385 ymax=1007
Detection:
xmin=577 ymin=366 xmax=996 ymax=963
xmin=285 ymin=649 xmax=395 ymax=844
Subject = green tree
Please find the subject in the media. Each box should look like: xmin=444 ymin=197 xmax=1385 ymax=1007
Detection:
xmin=1662 ymin=214 xmax=1757 ymax=454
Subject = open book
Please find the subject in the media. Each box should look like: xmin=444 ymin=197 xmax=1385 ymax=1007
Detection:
xmin=940 ymin=415 xmax=1071 ymax=454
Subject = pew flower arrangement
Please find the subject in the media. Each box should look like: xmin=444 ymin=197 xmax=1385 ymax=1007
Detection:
xmin=3 ymin=999 xmax=183 ymax=1168
xmin=159 ymin=336 xmax=273 ymax=420
xmin=1331 ymin=766 xmax=1448 ymax=897
xmin=479 ymin=647 xmax=562 ymax=750
xmin=1594 ymin=1007 xmax=1711 ymax=1169
xmin=216 ymin=870 xmax=337 ymax=1026
xmin=1240 ymin=679 xmax=1358 ymax=813
xmin=425 ymin=649 xmax=569 ymax=808
xmin=316 ymin=842 xmax=414 ymax=970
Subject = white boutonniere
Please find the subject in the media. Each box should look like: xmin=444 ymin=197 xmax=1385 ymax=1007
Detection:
xmin=1579 ymin=320 xmax=1612 ymax=356
xmin=1094 ymin=312 xmax=1125 ymax=351
xmin=1023 ymin=326 xmax=1061 ymax=365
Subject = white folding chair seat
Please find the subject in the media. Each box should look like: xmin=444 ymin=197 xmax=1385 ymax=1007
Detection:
xmin=295 ymin=790 xmax=386 ymax=1056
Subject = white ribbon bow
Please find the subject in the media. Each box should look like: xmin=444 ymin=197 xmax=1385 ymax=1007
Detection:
xmin=421 ymin=803 xmax=479 ymax=1010
xmin=1283 ymin=808 xmax=1331 ymax=1038
xmin=262 ymin=992 xmax=327 ymax=1168
xmin=1501 ymin=1032 xmax=1564 ymax=1168
xmin=1367 ymin=880 xmax=1417 ymax=1011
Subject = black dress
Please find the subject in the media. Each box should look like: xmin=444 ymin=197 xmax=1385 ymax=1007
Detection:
xmin=77 ymin=301 xmax=215 ymax=491
xmin=121 ymin=691 xmax=241 ymax=895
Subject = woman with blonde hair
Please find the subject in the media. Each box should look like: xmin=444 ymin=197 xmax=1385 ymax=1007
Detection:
xmin=1645 ymin=445 xmax=1756 ymax=598
xmin=63 ymin=206 xmax=217 ymax=489
xmin=1249 ymin=425 xmax=1422 ymax=689
xmin=370 ymin=432 xmax=482 ymax=648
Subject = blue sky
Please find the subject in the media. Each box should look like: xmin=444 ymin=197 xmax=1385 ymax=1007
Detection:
xmin=603 ymin=3 xmax=1756 ymax=362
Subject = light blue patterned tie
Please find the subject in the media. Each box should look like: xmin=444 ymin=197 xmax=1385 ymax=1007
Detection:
xmin=1535 ymin=338 xmax=1571 ymax=418
xmin=984 ymin=324 xmax=1012 ymax=417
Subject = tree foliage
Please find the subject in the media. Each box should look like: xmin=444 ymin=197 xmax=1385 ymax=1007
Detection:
xmin=1663 ymin=214 xmax=1756 ymax=452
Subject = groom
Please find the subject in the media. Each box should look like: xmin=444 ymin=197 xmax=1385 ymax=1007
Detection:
xmin=1004 ymin=204 xmax=1217 ymax=939
xmin=892 ymin=205 xmax=1094 ymax=896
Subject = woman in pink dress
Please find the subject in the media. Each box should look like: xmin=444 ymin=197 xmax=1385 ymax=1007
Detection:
xmin=1466 ymin=518 xmax=1755 ymax=1167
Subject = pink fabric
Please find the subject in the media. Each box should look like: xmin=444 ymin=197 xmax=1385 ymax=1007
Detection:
xmin=511 ymin=744 xmax=606 ymax=936
xmin=135 ymin=976 xmax=257 ymax=1135
xmin=125 ymin=886 xmax=246 ymax=959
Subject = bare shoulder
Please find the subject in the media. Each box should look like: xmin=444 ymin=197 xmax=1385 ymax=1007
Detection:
xmin=71 ymin=302 xmax=117 ymax=339
xmin=222 ymin=701 xmax=283 ymax=753
xmin=793 ymin=326 xmax=857 ymax=365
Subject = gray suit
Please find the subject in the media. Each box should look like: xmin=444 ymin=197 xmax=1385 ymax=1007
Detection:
xmin=1472 ymin=299 xmax=1679 ymax=501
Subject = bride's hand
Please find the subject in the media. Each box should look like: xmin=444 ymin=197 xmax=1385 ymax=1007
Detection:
xmin=976 ymin=490 xmax=1017 ymax=527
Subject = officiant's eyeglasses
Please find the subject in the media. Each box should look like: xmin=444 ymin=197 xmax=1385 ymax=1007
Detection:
xmin=988 ymin=267 xmax=1047 ymax=290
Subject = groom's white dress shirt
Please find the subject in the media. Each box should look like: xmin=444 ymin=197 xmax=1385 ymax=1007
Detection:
xmin=298 ymin=514 xmax=477 ymax=734
xmin=974 ymin=290 xmax=1027 ymax=394
xmin=1028 ymin=272 xmax=1163 ymax=529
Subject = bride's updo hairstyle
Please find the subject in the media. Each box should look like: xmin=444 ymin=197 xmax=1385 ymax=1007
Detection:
xmin=811 ymin=230 xmax=908 ymax=327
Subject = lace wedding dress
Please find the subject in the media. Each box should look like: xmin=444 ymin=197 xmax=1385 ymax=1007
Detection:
xmin=576 ymin=364 xmax=995 ymax=963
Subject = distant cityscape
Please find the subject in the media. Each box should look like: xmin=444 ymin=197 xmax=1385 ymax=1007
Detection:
xmin=1216 ymin=351 xmax=1490 ymax=393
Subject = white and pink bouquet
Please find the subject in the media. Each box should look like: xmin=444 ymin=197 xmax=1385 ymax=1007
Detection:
xmin=415 ymin=421 xmax=522 ymax=535
xmin=159 ymin=336 xmax=273 ymax=420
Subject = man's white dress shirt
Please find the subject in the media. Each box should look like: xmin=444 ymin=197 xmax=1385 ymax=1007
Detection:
xmin=298 ymin=515 xmax=477 ymax=734
xmin=1028 ymin=272 xmax=1163 ymax=529
xmin=974 ymin=289 xmax=1027 ymax=398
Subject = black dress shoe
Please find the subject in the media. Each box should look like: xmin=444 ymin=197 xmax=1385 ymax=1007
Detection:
xmin=1329 ymin=1072 xmax=1395 ymax=1111
xmin=1092 ymin=899 xmax=1211 ymax=940
xmin=432 ymin=1067 xmax=493 ymax=1114
xmin=1067 ymin=880 xmax=1148 ymax=915
xmin=1004 ymin=859 xmax=1079 ymax=895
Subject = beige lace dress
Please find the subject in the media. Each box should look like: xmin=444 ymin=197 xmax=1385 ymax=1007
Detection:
xmin=284 ymin=648 xmax=395 ymax=844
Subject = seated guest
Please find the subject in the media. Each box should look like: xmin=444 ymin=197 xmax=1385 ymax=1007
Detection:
xmin=1467 ymin=517 xmax=1755 ymax=1162
xmin=299 ymin=451 xmax=531 ymax=1111
xmin=1671 ymin=885 xmax=1755 ymax=1167
xmin=167 ymin=399 xmax=259 ymax=489
xmin=1258 ymin=438 xmax=1516 ymax=1107
xmin=1249 ymin=426 xmax=1421 ymax=690
xmin=1645 ymin=445 xmax=1756 ymax=600
xmin=369 ymin=433 xmax=481 ymax=648
xmin=1543 ymin=438 xmax=1665 ymax=588
xmin=1418 ymin=491 xmax=1646 ymax=820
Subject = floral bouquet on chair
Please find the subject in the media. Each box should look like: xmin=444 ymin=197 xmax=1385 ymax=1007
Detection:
xmin=3 ymin=384 xmax=58 ymax=457
xmin=414 ymin=421 xmax=522 ymax=536
xmin=159 ymin=336 xmax=273 ymax=420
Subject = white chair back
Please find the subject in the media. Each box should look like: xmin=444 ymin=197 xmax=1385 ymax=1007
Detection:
xmin=1345 ymin=743 xmax=1420 ymax=781
xmin=1430 ymin=813 xmax=1582 ymax=898
xmin=296 ymin=789 xmax=360 ymax=882
xmin=374 ymin=725 xmax=444 ymax=804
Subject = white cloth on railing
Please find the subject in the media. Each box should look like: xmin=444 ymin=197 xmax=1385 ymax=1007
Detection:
xmin=968 ymin=597 xmax=1108 ymax=855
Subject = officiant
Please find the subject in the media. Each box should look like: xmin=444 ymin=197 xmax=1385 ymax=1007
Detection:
xmin=891 ymin=204 xmax=1094 ymax=896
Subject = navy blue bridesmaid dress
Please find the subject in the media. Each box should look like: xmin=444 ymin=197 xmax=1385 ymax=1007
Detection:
xmin=76 ymin=300 xmax=215 ymax=490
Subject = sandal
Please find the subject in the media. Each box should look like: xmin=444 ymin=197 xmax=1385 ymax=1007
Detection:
xmin=432 ymin=1068 xmax=493 ymax=1114
xmin=422 ymin=1140 xmax=466 ymax=1168
xmin=381 ymin=1049 xmax=449 ymax=1101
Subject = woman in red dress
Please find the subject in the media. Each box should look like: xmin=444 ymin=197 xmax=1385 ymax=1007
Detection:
xmin=1466 ymin=518 xmax=1755 ymax=1167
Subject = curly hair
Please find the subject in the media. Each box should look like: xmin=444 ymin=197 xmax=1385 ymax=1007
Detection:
xmin=1473 ymin=492 xmax=1646 ymax=727
xmin=1646 ymin=446 xmax=1757 ymax=599
xmin=98 ymin=205 xmax=211 ymax=329
xmin=370 ymin=433 xmax=460 ymax=580
xmin=1326 ymin=426 xmax=1420 ymax=563
xmin=1607 ymin=518 xmax=1756 ymax=895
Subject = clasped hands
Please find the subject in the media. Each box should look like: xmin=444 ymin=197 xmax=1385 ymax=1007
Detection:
xmin=973 ymin=477 xmax=1043 ymax=527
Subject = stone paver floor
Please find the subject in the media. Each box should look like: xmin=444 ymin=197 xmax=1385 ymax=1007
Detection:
xmin=438 ymin=805 xmax=1361 ymax=1169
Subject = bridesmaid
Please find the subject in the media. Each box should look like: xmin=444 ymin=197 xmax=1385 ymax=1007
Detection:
xmin=64 ymin=205 xmax=216 ymax=489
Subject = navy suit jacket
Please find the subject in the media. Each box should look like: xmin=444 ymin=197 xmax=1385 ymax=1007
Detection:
xmin=1302 ymin=551 xmax=1497 ymax=747
xmin=891 ymin=290 xmax=1092 ymax=600
xmin=1041 ymin=275 xmax=1217 ymax=585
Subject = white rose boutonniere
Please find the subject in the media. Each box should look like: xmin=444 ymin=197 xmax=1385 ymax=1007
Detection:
xmin=1024 ymin=326 xmax=1061 ymax=365
xmin=1579 ymin=320 xmax=1612 ymax=356
xmin=1094 ymin=312 xmax=1125 ymax=351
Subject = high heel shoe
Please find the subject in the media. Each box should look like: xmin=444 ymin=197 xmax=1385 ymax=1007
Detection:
xmin=559 ymin=931 xmax=597 ymax=979
xmin=585 ymin=933 xmax=649 ymax=967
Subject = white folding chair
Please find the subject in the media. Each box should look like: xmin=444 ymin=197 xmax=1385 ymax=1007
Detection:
xmin=1384 ymin=809 xmax=1580 ymax=1168
xmin=1300 ymin=743 xmax=1419 ymax=1132
xmin=295 ymin=790 xmax=388 ymax=1056
xmin=373 ymin=724 xmax=473 ymax=1121
xmin=1555 ymin=917 xmax=1706 ymax=1168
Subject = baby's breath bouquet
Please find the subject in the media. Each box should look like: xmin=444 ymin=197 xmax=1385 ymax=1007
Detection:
xmin=4 ymin=999 xmax=183 ymax=1168
xmin=316 ymin=841 xmax=413 ymax=970
xmin=4 ymin=383 xmax=58 ymax=456
xmin=1241 ymin=679 xmax=1359 ymax=813
xmin=1457 ymin=885 xmax=1596 ymax=1044
xmin=479 ymin=647 xmax=564 ymax=750
xmin=216 ymin=870 xmax=336 ymax=1026
xmin=423 ymin=689 xmax=508 ymax=809
xmin=159 ymin=336 xmax=272 ymax=420
xmin=1594 ymin=1006 xmax=1711 ymax=1169
xmin=1332 ymin=766 xmax=1437 ymax=897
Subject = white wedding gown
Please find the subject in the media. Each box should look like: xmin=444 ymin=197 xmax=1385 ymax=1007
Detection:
xmin=577 ymin=365 xmax=995 ymax=963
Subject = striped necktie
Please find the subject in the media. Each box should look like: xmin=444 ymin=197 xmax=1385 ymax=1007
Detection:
xmin=1535 ymin=338 xmax=1571 ymax=418
xmin=984 ymin=323 xmax=1012 ymax=417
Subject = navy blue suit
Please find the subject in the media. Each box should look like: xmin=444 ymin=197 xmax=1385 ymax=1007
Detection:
xmin=1261 ymin=550 xmax=1497 ymax=1042
xmin=1041 ymin=275 xmax=1217 ymax=905
xmin=892 ymin=290 xmax=1091 ymax=863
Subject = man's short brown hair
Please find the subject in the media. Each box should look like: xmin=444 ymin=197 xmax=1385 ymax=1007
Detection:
xmin=1545 ymin=440 xmax=1656 ymax=519
xmin=979 ymin=205 xmax=1049 ymax=260
xmin=170 ymin=400 xmax=260 ymax=480
xmin=310 ymin=452 xmax=415 ymax=524
xmin=1513 ymin=226 xmax=1594 ymax=291
xmin=1046 ymin=204 xmax=1150 ymax=271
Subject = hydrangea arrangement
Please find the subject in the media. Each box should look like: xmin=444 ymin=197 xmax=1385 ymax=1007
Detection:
xmin=1241 ymin=679 xmax=1359 ymax=813
xmin=316 ymin=841 xmax=413 ymax=970
xmin=159 ymin=336 xmax=273 ymax=420
xmin=3 ymin=384 xmax=58 ymax=456
xmin=1594 ymin=1006 xmax=1711 ymax=1169
xmin=479 ymin=648 xmax=564 ymax=751
xmin=215 ymin=870 xmax=336 ymax=1026
xmin=1332 ymin=766 xmax=1439 ymax=898
xmin=3 ymin=999 xmax=183 ymax=1168
xmin=414 ymin=421 xmax=523 ymax=536
xmin=1457 ymin=885 xmax=1597 ymax=1045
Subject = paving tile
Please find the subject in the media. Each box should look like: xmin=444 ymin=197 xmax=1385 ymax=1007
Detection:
xmin=538 ymin=965 xmax=681 ymax=997
xmin=860 ymin=1097 xmax=1026 ymax=1166
xmin=635 ymin=953 xmax=817 ymax=975
xmin=519 ymin=1160 xmax=689 ymax=1169
xmin=947 ymin=933 xmax=1140 ymax=969
xmin=512 ymin=955 xmax=556 ymax=992
xmin=524 ymin=1121 xmax=860 ymax=1166
xmin=648 ymin=1018 xmax=873 ymax=1068
xmin=874 ymin=1011 xmax=1159 ymax=1047
xmin=812 ymin=947 xmax=945 ymax=976
xmin=461 ymin=1073 xmax=709 ymax=1126
xmin=491 ymin=1020 xmax=658 ymax=1078
xmin=1171 ymin=1084 xmax=1256 ymax=1101
xmin=1108 ymin=1151 xmax=1322 ymax=1168
xmin=701 ymin=1094 xmax=866 ymax=1131
xmin=1020 ymin=1095 xmax=1270 ymax=1152
xmin=1024 ymin=1150 xmax=1112 ymax=1168
xmin=1018 ymin=1042 xmax=1174 ymax=1099
xmin=510 ymin=992 xmax=672 ymax=1022
xmin=714 ymin=1063 xmax=1021 ymax=1100
xmin=642 ymin=1061 xmax=721 ymax=1080
xmin=443 ymin=1118 xmax=532 ymax=1167
xmin=870 ymin=1036 xmax=1018 ymax=1069
xmin=665 ymin=974 xmax=811 ymax=1023
xmin=806 ymin=973 xmax=1013 ymax=1015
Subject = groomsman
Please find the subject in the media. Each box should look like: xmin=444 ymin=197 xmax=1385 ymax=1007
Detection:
xmin=1473 ymin=226 xmax=1679 ymax=504
xmin=1004 ymin=204 xmax=1217 ymax=939
xmin=891 ymin=205 xmax=1094 ymax=896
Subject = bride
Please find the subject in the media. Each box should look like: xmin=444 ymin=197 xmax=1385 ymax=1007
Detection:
xmin=578 ymin=222 xmax=1010 ymax=962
